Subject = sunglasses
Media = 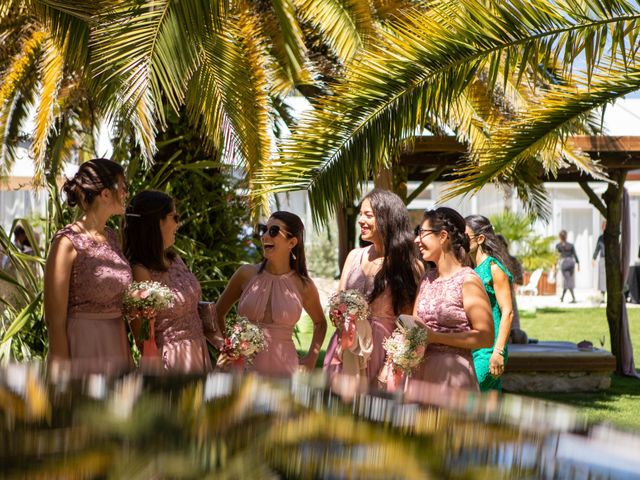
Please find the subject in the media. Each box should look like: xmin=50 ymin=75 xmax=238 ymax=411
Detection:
xmin=256 ymin=223 xmax=291 ymax=238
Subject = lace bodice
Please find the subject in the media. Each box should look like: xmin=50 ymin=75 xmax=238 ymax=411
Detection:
xmin=345 ymin=247 xmax=395 ymax=320
xmin=148 ymin=257 xmax=205 ymax=346
xmin=238 ymin=269 xmax=303 ymax=328
xmin=415 ymin=267 xmax=476 ymax=333
xmin=54 ymin=225 xmax=132 ymax=315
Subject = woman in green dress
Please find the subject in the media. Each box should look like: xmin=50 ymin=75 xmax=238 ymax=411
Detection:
xmin=465 ymin=215 xmax=514 ymax=392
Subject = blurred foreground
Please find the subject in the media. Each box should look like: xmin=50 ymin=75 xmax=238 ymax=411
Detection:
xmin=1 ymin=364 xmax=639 ymax=479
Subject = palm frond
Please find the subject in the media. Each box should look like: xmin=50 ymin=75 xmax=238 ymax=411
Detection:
xmin=26 ymin=0 xmax=97 ymax=70
xmin=0 ymin=30 xmax=44 ymax=107
xmin=90 ymin=0 xmax=225 ymax=160
xmin=32 ymin=34 xmax=65 ymax=183
xmin=444 ymin=59 xmax=640 ymax=211
xmin=270 ymin=0 xmax=313 ymax=85
xmin=293 ymin=0 xmax=374 ymax=63
xmin=186 ymin=15 xmax=273 ymax=216
xmin=263 ymin=0 xmax=640 ymax=224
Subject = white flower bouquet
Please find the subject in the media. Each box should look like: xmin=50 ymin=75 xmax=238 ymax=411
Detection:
xmin=123 ymin=281 xmax=175 ymax=341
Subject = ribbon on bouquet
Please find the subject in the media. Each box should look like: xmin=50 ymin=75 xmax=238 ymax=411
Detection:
xmin=379 ymin=359 xmax=406 ymax=393
xmin=338 ymin=317 xmax=373 ymax=377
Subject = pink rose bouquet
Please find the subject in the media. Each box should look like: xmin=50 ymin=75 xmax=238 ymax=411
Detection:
xmin=221 ymin=316 xmax=266 ymax=369
xmin=123 ymin=281 xmax=175 ymax=342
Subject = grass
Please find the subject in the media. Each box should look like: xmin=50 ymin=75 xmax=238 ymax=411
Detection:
xmin=518 ymin=307 xmax=640 ymax=430
xmin=295 ymin=306 xmax=640 ymax=430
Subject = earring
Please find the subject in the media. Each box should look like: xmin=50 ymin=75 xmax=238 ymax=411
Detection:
xmin=291 ymin=250 xmax=297 ymax=261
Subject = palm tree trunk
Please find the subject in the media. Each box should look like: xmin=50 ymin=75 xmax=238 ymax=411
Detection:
xmin=580 ymin=170 xmax=627 ymax=373
xmin=602 ymin=170 xmax=627 ymax=374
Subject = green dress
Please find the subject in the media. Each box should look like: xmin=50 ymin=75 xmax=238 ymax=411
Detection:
xmin=472 ymin=256 xmax=513 ymax=392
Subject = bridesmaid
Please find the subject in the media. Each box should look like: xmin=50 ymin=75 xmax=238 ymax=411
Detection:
xmin=123 ymin=190 xmax=213 ymax=374
xmin=465 ymin=215 xmax=514 ymax=392
xmin=44 ymin=158 xmax=132 ymax=375
xmin=215 ymin=211 xmax=327 ymax=377
xmin=323 ymin=189 xmax=423 ymax=387
xmin=408 ymin=207 xmax=493 ymax=392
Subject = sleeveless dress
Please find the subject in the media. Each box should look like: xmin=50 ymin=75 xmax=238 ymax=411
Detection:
xmin=472 ymin=256 xmax=513 ymax=392
xmin=52 ymin=225 xmax=132 ymax=375
xmin=408 ymin=267 xmax=480 ymax=391
xmin=323 ymin=246 xmax=392 ymax=385
xmin=148 ymin=257 xmax=212 ymax=374
xmin=237 ymin=269 xmax=303 ymax=377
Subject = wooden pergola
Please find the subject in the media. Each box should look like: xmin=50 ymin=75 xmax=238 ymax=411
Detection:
xmin=400 ymin=135 xmax=640 ymax=184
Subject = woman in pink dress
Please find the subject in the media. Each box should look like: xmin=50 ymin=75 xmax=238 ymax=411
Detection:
xmin=408 ymin=207 xmax=493 ymax=394
xmin=123 ymin=190 xmax=213 ymax=374
xmin=216 ymin=211 xmax=327 ymax=377
xmin=323 ymin=189 xmax=423 ymax=388
xmin=45 ymin=159 xmax=132 ymax=376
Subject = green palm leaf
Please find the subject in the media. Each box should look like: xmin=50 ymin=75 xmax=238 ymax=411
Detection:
xmin=32 ymin=34 xmax=65 ymax=183
xmin=90 ymin=0 xmax=225 ymax=159
xmin=263 ymin=0 xmax=640 ymax=224
xmin=186 ymin=16 xmax=273 ymax=215
xmin=444 ymin=59 xmax=640 ymax=215
xmin=293 ymin=0 xmax=374 ymax=64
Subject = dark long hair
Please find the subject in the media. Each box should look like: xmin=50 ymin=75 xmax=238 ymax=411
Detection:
xmin=362 ymin=189 xmax=420 ymax=315
xmin=423 ymin=207 xmax=470 ymax=263
xmin=259 ymin=211 xmax=310 ymax=282
xmin=465 ymin=214 xmax=510 ymax=269
xmin=123 ymin=190 xmax=176 ymax=271
xmin=62 ymin=158 xmax=124 ymax=209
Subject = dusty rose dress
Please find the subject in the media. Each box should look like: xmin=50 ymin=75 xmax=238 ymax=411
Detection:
xmin=52 ymin=225 xmax=132 ymax=375
xmin=148 ymin=257 xmax=212 ymax=374
xmin=237 ymin=270 xmax=303 ymax=377
xmin=323 ymin=246 xmax=393 ymax=385
xmin=408 ymin=267 xmax=479 ymax=391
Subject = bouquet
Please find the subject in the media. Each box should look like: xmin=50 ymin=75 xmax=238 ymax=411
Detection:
xmin=123 ymin=281 xmax=175 ymax=345
xmin=328 ymin=289 xmax=369 ymax=351
xmin=381 ymin=316 xmax=428 ymax=391
xmin=221 ymin=316 xmax=266 ymax=369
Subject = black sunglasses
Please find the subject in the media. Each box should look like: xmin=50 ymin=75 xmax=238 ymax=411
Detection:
xmin=256 ymin=223 xmax=291 ymax=238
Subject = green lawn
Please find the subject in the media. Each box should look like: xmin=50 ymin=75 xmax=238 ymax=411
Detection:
xmin=518 ymin=307 xmax=640 ymax=430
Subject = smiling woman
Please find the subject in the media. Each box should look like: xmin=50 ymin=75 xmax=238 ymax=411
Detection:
xmin=123 ymin=190 xmax=213 ymax=374
xmin=215 ymin=211 xmax=327 ymax=377
xmin=323 ymin=189 xmax=423 ymax=390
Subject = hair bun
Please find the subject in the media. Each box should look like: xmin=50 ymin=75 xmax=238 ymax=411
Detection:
xmin=62 ymin=176 xmax=80 ymax=207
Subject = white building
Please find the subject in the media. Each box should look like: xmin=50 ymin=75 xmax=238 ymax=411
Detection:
xmin=3 ymin=100 xmax=640 ymax=293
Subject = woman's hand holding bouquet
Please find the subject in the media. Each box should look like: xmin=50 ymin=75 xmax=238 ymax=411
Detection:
xmin=124 ymin=281 xmax=175 ymax=358
xmin=328 ymin=289 xmax=369 ymax=353
xmin=216 ymin=316 xmax=266 ymax=371
xmin=380 ymin=315 xmax=428 ymax=392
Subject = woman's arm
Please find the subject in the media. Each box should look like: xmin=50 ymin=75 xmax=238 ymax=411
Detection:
xmin=44 ymin=236 xmax=76 ymax=362
xmin=130 ymin=265 xmax=153 ymax=349
xmin=337 ymin=249 xmax=358 ymax=292
xmin=489 ymin=264 xmax=513 ymax=376
xmin=214 ymin=265 xmax=254 ymax=332
xmin=427 ymin=275 xmax=493 ymax=349
xmin=299 ymin=280 xmax=328 ymax=371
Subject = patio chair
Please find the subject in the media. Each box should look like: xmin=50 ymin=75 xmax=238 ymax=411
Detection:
xmin=518 ymin=268 xmax=543 ymax=296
